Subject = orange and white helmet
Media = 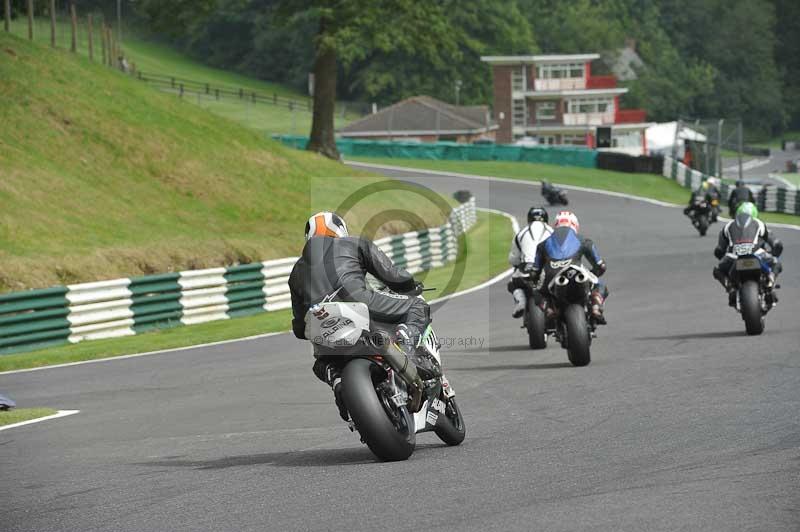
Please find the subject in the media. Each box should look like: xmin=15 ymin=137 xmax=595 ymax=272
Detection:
xmin=304 ymin=211 xmax=349 ymax=240
xmin=554 ymin=211 xmax=580 ymax=233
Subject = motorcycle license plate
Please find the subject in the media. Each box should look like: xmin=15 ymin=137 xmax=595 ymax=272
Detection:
xmin=736 ymin=257 xmax=760 ymax=271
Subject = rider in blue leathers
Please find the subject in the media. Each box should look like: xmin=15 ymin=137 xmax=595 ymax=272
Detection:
xmin=529 ymin=211 xmax=608 ymax=324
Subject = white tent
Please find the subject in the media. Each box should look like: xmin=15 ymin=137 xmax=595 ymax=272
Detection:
xmin=646 ymin=122 xmax=706 ymax=156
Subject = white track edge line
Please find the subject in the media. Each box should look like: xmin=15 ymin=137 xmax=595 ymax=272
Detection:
xmin=0 ymin=209 xmax=518 ymax=376
xmin=0 ymin=410 xmax=80 ymax=431
xmin=348 ymin=160 xmax=800 ymax=230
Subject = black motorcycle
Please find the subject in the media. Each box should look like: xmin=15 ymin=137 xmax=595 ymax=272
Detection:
xmin=541 ymin=181 xmax=569 ymax=206
xmin=685 ymin=196 xmax=717 ymax=236
xmin=727 ymin=246 xmax=779 ymax=335
xmin=523 ymin=263 xmax=598 ymax=366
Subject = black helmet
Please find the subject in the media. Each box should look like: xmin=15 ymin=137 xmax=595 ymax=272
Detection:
xmin=736 ymin=180 xmax=745 ymax=187
xmin=527 ymin=206 xmax=549 ymax=224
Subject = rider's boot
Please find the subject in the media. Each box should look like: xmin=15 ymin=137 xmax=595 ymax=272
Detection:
xmin=590 ymin=289 xmax=607 ymax=325
xmin=313 ymin=360 xmax=349 ymax=421
xmin=712 ymin=266 xmax=728 ymax=289
xmin=728 ymin=291 xmax=736 ymax=308
xmin=512 ymin=288 xmax=526 ymax=318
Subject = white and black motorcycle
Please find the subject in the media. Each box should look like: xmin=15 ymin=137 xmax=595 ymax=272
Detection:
xmin=304 ymin=292 xmax=465 ymax=462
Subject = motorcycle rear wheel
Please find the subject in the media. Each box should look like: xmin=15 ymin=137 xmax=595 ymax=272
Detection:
xmin=342 ymin=358 xmax=416 ymax=461
xmin=740 ymin=280 xmax=764 ymax=335
xmin=564 ymin=304 xmax=591 ymax=367
xmin=525 ymin=298 xmax=547 ymax=349
xmin=434 ymin=397 xmax=466 ymax=446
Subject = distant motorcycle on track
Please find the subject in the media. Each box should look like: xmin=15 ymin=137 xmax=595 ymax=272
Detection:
xmin=541 ymin=181 xmax=569 ymax=206
xmin=685 ymin=196 xmax=718 ymax=236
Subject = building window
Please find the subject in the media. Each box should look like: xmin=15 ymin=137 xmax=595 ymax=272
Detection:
xmin=538 ymin=135 xmax=556 ymax=145
xmin=536 ymin=102 xmax=556 ymax=120
xmin=536 ymin=63 xmax=585 ymax=80
xmin=562 ymin=134 xmax=587 ymax=146
xmin=567 ymin=97 xmax=614 ymax=114
xmin=511 ymin=66 xmax=525 ymax=92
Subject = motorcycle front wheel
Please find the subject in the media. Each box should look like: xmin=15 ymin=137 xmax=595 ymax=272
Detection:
xmin=434 ymin=397 xmax=466 ymax=446
xmin=342 ymin=358 xmax=416 ymax=461
xmin=740 ymin=280 xmax=764 ymax=336
xmin=564 ymin=304 xmax=591 ymax=366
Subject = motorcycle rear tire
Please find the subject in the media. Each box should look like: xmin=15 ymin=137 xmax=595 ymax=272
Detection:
xmin=564 ymin=304 xmax=591 ymax=367
xmin=740 ymin=280 xmax=764 ymax=336
xmin=342 ymin=358 xmax=416 ymax=461
xmin=525 ymin=299 xmax=547 ymax=349
xmin=697 ymin=215 xmax=708 ymax=236
xmin=434 ymin=397 xmax=466 ymax=446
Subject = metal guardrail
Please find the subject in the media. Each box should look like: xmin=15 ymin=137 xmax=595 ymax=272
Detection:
xmin=0 ymin=200 xmax=477 ymax=355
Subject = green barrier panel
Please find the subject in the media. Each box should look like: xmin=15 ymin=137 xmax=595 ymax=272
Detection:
xmin=273 ymin=136 xmax=597 ymax=168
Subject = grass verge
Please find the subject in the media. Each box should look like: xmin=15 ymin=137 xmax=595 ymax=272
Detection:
xmin=0 ymin=211 xmax=513 ymax=372
xmin=0 ymin=408 xmax=58 ymax=427
xmin=350 ymin=157 xmax=800 ymax=226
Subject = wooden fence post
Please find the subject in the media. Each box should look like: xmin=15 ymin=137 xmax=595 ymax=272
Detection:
xmin=27 ymin=0 xmax=33 ymax=40
xmin=215 ymin=88 xmax=219 ymax=100
xmin=49 ymin=0 xmax=56 ymax=47
xmin=100 ymin=23 xmax=106 ymax=65
xmin=69 ymin=3 xmax=77 ymax=53
xmin=179 ymin=83 xmax=184 ymax=98
xmin=87 ymin=14 xmax=93 ymax=60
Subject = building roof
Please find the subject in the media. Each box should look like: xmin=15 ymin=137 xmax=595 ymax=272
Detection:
xmin=337 ymin=96 xmax=496 ymax=137
xmin=481 ymin=54 xmax=600 ymax=65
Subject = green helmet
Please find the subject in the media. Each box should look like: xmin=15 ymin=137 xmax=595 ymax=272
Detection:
xmin=736 ymin=201 xmax=758 ymax=219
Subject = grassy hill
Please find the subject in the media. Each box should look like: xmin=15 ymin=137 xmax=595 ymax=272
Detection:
xmin=0 ymin=32 xmax=445 ymax=292
xmin=5 ymin=17 xmax=357 ymax=135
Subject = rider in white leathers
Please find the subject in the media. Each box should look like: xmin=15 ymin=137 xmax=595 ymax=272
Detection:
xmin=508 ymin=207 xmax=553 ymax=318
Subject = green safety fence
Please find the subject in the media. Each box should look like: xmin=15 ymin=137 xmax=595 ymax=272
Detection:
xmin=274 ymin=135 xmax=598 ymax=168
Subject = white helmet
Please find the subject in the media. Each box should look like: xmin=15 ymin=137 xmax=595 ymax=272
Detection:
xmin=554 ymin=211 xmax=580 ymax=233
xmin=304 ymin=212 xmax=348 ymax=241
xmin=706 ymin=177 xmax=720 ymax=187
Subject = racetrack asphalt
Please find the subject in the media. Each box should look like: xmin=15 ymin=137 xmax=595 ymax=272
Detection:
xmin=1 ymin=165 xmax=798 ymax=532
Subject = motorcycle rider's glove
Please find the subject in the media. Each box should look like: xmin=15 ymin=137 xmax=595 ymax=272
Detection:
xmin=521 ymin=262 xmax=536 ymax=274
xmin=592 ymin=261 xmax=607 ymax=277
xmin=407 ymin=281 xmax=425 ymax=297
xmin=713 ymin=247 xmax=725 ymax=260
xmin=772 ymin=240 xmax=783 ymax=257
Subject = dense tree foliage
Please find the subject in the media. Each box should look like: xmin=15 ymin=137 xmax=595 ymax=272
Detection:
xmin=133 ymin=0 xmax=799 ymax=140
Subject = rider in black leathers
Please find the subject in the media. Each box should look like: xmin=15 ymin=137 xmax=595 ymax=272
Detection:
xmin=727 ymin=180 xmax=756 ymax=217
xmin=684 ymin=178 xmax=722 ymax=221
xmin=289 ymin=211 xmax=428 ymax=417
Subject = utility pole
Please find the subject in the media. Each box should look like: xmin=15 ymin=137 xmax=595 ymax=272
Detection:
xmin=717 ymin=119 xmax=724 ymax=179
xmin=454 ymin=79 xmax=463 ymax=106
xmin=737 ymin=120 xmax=743 ymax=181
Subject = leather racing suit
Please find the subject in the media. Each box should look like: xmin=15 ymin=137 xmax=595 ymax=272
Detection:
xmin=507 ymin=220 xmax=553 ymax=317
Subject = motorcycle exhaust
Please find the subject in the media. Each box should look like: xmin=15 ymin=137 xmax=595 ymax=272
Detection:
xmin=367 ymin=330 xmax=424 ymax=411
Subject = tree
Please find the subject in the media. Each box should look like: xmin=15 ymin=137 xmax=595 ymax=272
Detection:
xmin=276 ymin=0 xmax=457 ymax=159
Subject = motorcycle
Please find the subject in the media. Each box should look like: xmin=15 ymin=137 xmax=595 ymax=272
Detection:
xmin=541 ymin=181 xmax=569 ymax=206
xmin=685 ymin=196 xmax=717 ymax=236
xmin=304 ymin=291 xmax=465 ymax=461
xmin=526 ymin=263 xmax=599 ymax=366
xmin=726 ymin=245 xmax=778 ymax=335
